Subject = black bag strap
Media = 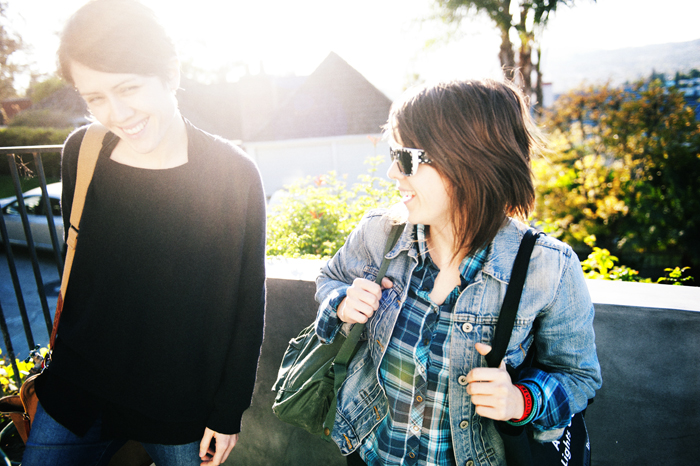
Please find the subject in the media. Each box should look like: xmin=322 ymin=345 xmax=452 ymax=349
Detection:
xmin=485 ymin=229 xmax=540 ymax=368
xmin=323 ymin=222 xmax=405 ymax=435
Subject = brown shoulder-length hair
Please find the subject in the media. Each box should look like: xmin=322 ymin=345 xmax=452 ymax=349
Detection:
xmin=57 ymin=0 xmax=177 ymax=85
xmin=386 ymin=79 xmax=541 ymax=254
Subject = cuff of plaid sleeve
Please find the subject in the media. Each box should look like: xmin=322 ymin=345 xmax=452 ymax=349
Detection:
xmin=507 ymin=384 xmax=538 ymax=426
xmin=329 ymin=293 xmax=346 ymax=313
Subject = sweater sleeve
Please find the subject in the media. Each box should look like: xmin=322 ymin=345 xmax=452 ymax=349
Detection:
xmin=206 ymin=155 xmax=267 ymax=434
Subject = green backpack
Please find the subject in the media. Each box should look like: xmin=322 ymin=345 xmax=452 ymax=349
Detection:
xmin=271 ymin=224 xmax=404 ymax=440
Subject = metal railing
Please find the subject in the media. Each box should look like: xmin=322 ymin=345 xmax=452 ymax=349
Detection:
xmin=0 ymin=145 xmax=63 ymax=387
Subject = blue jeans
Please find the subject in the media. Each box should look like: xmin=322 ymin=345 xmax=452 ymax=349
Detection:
xmin=23 ymin=402 xmax=202 ymax=466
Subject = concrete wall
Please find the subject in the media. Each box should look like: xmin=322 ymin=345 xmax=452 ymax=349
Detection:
xmin=225 ymin=263 xmax=700 ymax=465
xmin=583 ymin=280 xmax=700 ymax=465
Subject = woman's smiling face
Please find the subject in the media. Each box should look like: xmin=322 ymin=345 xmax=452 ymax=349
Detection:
xmin=71 ymin=60 xmax=181 ymax=156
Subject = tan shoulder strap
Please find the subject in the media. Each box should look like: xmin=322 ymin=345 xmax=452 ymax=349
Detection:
xmin=51 ymin=123 xmax=108 ymax=348
xmin=68 ymin=122 xmax=109 ymax=238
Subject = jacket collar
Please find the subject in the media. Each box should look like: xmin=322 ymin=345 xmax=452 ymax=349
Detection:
xmin=481 ymin=218 xmax=530 ymax=283
xmin=386 ymin=218 xmax=516 ymax=270
xmin=383 ymin=217 xmax=531 ymax=282
xmin=386 ymin=221 xmax=418 ymax=261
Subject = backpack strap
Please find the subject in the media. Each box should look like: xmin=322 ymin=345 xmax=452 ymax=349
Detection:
xmin=51 ymin=123 xmax=109 ymax=348
xmin=485 ymin=229 xmax=540 ymax=368
xmin=323 ymin=222 xmax=406 ymax=436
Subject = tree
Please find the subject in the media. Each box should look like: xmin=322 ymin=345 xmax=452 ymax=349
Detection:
xmin=0 ymin=1 xmax=23 ymax=101
xmin=536 ymin=80 xmax=700 ymax=270
xmin=26 ymin=76 xmax=66 ymax=104
xmin=433 ymin=0 xmax=592 ymax=107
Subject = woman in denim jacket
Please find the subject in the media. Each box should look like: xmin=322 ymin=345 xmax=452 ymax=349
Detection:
xmin=315 ymin=79 xmax=602 ymax=466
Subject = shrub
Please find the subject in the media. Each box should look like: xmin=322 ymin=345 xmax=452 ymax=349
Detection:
xmin=579 ymin=235 xmax=650 ymax=282
xmin=657 ymin=267 xmax=694 ymax=286
xmin=0 ymin=127 xmax=70 ymax=178
xmin=0 ymin=126 xmax=71 ymax=147
xmin=8 ymin=109 xmax=75 ymax=128
xmin=0 ymin=347 xmax=46 ymax=396
xmin=536 ymin=80 xmax=700 ymax=270
xmin=266 ymin=156 xmax=400 ymax=259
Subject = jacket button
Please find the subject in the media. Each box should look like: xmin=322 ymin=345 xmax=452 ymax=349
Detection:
xmin=466 ymin=461 xmax=474 ymax=466
xmin=458 ymin=375 xmax=468 ymax=385
xmin=462 ymin=322 xmax=473 ymax=332
xmin=324 ymin=428 xmax=330 ymax=436
xmin=460 ymin=420 xmax=469 ymax=429
xmin=408 ymin=452 xmax=416 ymax=459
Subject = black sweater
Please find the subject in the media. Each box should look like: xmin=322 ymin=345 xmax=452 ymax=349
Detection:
xmin=35 ymin=120 xmax=266 ymax=444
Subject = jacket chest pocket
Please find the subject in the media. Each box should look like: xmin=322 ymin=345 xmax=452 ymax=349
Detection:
xmin=454 ymin=284 xmax=537 ymax=368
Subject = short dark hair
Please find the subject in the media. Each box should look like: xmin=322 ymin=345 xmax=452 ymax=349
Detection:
xmin=386 ymin=79 xmax=540 ymax=254
xmin=57 ymin=0 xmax=177 ymax=85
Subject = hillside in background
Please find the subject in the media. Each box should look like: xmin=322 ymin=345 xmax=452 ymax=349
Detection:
xmin=544 ymin=39 xmax=700 ymax=93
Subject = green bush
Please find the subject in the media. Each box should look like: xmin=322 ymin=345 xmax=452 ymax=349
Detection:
xmin=8 ymin=109 xmax=75 ymax=129
xmin=266 ymin=157 xmax=693 ymax=286
xmin=266 ymin=156 xmax=400 ymax=259
xmin=536 ymin=79 xmax=700 ymax=270
xmin=657 ymin=267 xmax=694 ymax=286
xmin=0 ymin=127 xmax=70 ymax=178
xmin=0 ymin=126 xmax=71 ymax=147
xmin=580 ymin=236 xmax=650 ymax=282
xmin=0 ymin=347 xmax=45 ymax=395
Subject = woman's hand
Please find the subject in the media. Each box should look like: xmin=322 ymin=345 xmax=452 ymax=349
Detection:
xmin=199 ymin=428 xmax=238 ymax=465
xmin=466 ymin=343 xmax=525 ymax=421
xmin=337 ymin=277 xmax=393 ymax=324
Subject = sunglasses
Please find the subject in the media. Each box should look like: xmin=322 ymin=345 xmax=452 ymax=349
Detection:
xmin=389 ymin=147 xmax=432 ymax=177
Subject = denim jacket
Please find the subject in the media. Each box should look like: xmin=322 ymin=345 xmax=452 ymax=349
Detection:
xmin=315 ymin=210 xmax=602 ymax=466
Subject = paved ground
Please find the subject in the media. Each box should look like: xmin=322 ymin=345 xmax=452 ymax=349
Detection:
xmin=0 ymin=246 xmax=60 ymax=359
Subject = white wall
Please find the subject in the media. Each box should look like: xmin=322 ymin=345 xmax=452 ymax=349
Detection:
xmin=243 ymin=134 xmax=392 ymax=198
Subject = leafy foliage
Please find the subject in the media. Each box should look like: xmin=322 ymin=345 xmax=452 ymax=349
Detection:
xmin=535 ymin=80 xmax=700 ymax=269
xmin=26 ymin=77 xmax=67 ymax=104
xmin=580 ymin=236 xmax=650 ymax=282
xmin=581 ymin=247 xmax=649 ymax=282
xmin=8 ymin=109 xmax=75 ymax=128
xmin=266 ymin=152 xmax=691 ymax=286
xmin=657 ymin=267 xmax=694 ymax=286
xmin=431 ymin=0 xmax=587 ymax=105
xmin=0 ymin=127 xmax=70 ymax=179
xmin=0 ymin=1 xmax=23 ymax=100
xmin=266 ymin=156 xmax=400 ymax=259
xmin=0 ymin=347 xmax=46 ymax=395
xmin=0 ymin=126 xmax=72 ymax=147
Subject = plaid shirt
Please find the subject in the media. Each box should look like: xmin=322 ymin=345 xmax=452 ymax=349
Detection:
xmin=361 ymin=225 xmax=488 ymax=466
xmin=322 ymin=225 xmax=573 ymax=465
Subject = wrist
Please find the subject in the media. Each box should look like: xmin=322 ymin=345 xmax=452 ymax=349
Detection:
xmin=336 ymin=298 xmax=348 ymax=322
xmin=507 ymin=384 xmax=537 ymax=426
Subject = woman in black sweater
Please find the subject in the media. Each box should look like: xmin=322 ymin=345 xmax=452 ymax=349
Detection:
xmin=24 ymin=1 xmax=266 ymax=465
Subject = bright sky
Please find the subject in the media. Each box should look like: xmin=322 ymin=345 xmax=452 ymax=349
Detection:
xmin=6 ymin=0 xmax=700 ymax=99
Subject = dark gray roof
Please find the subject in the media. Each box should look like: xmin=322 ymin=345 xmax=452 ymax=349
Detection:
xmin=250 ymin=52 xmax=392 ymax=141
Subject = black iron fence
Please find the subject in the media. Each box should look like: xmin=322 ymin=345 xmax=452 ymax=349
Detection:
xmin=0 ymin=145 xmax=64 ymax=388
